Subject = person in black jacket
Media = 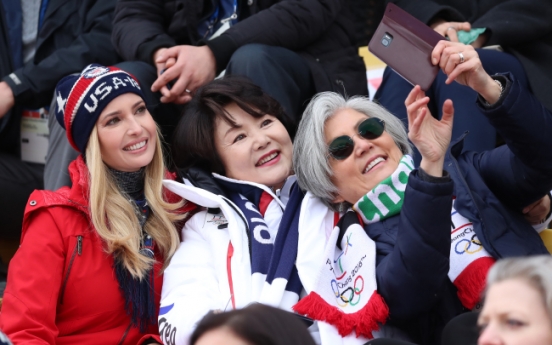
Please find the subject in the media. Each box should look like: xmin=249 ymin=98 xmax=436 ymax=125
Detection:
xmin=293 ymin=41 xmax=552 ymax=345
xmin=374 ymin=0 xmax=552 ymax=160
xmin=111 ymin=0 xmax=368 ymax=123
xmin=0 ymin=0 xmax=119 ymax=242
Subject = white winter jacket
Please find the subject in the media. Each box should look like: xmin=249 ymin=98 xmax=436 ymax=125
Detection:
xmin=158 ymin=175 xmax=298 ymax=345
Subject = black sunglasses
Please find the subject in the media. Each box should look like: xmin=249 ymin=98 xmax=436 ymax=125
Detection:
xmin=328 ymin=118 xmax=385 ymax=160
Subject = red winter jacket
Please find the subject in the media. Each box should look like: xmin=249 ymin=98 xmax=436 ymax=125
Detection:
xmin=0 ymin=156 xmax=195 ymax=345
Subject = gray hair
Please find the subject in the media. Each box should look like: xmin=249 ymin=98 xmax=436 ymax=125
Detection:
xmin=485 ymin=255 xmax=552 ymax=319
xmin=293 ymin=92 xmax=412 ymax=211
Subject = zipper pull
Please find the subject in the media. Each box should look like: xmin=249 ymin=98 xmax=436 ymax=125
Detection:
xmin=77 ymin=235 xmax=82 ymax=255
xmin=220 ymin=13 xmax=237 ymax=24
xmin=203 ymin=22 xmax=215 ymax=39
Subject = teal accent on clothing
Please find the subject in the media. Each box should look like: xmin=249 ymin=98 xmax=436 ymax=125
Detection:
xmin=458 ymin=28 xmax=486 ymax=45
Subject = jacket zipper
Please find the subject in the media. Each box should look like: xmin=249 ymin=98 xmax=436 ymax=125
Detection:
xmin=221 ymin=197 xmax=249 ymax=310
xmin=226 ymin=242 xmax=236 ymax=309
xmin=117 ymin=321 xmax=132 ymax=345
xmin=59 ymin=235 xmax=82 ymax=304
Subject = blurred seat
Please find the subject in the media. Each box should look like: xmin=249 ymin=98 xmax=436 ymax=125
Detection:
xmin=540 ymin=229 xmax=552 ymax=254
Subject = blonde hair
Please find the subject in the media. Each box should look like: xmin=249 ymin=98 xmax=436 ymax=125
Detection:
xmin=485 ymin=255 xmax=552 ymax=320
xmin=86 ymin=126 xmax=185 ymax=279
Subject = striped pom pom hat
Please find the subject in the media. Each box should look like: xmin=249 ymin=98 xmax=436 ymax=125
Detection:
xmin=54 ymin=64 xmax=145 ymax=153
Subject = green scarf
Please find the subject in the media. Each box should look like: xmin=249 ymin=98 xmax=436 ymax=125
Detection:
xmin=353 ymin=155 xmax=414 ymax=224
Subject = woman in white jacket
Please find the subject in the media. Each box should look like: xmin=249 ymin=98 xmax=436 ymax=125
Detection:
xmin=158 ymin=77 xmax=305 ymax=345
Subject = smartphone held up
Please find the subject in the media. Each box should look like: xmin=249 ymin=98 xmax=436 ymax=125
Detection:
xmin=368 ymin=3 xmax=444 ymax=91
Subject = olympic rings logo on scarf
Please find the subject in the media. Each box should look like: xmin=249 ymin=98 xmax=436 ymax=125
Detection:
xmin=325 ymin=232 xmax=367 ymax=307
xmin=455 ymin=234 xmax=484 ymax=255
xmin=331 ymin=276 xmax=365 ymax=307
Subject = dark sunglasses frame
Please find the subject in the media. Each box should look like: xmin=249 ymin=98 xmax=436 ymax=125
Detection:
xmin=328 ymin=117 xmax=386 ymax=160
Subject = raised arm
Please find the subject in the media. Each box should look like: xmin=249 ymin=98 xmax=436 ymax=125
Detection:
xmin=405 ymin=85 xmax=454 ymax=177
xmin=373 ymin=74 xmax=455 ymax=318
xmin=471 ymin=74 xmax=552 ymax=211
xmin=431 ymin=41 xmax=552 ymax=209
xmin=375 ymin=171 xmax=453 ymax=319
xmin=431 ymin=41 xmax=502 ymax=103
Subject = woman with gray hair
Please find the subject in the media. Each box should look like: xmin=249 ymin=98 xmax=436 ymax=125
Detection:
xmin=291 ymin=40 xmax=552 ymax=345
xmin=478 ymin=256 xmax=552 ymax=345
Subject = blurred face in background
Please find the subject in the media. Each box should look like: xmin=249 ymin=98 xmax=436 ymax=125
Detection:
xmin=478 ymin=278 xmax=552 ymax=345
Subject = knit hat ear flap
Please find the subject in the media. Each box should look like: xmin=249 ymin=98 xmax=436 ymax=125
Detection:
xmin=54 ymin=64 xmax=145 ymax=153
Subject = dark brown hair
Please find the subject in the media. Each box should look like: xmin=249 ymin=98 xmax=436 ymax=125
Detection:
xmin=190 ymin=304 xmax=315 ymax=345
xmin=172 ymin=76 xmax=295 ymax=175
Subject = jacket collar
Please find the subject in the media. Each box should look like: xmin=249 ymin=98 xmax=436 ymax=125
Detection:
xmin=213 ymin=174 xmax=296 ymax=210
xmin=26 ymin=155 xmax=90 ymax=214
xmin=65 ymin=155 xmax=91 ymax=212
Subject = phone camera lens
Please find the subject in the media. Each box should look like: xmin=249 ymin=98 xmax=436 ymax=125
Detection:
xmin=381 ymin=33 xmax=393 ymax=47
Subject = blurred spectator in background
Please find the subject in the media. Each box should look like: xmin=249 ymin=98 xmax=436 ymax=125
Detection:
xmin=0 ymin=0 xmax=119 ymax=273
xmin=478 ymin=255 xmax=552 ymax=345
xmin=375 ymin=0 xmax=552 ymax=162
xmin=190 ymin=304 xmax=316 ymax=345
xmin=111 ymin=0 xmax=368 ymax=125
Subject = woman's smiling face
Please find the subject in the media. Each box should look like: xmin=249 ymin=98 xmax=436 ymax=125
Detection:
xmin=325 ymin=108 xmax=403 ymax=204
xmin=214 ymin=103 xmax=293 ymax=189
xmin=96 ymin=93 xmax=157 ymax=172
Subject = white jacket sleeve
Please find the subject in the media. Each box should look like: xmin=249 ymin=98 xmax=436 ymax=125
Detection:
xmin=158 ymin=210 xmax=231 ymax=345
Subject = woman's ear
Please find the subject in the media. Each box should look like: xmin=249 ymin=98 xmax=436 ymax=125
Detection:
xmin=332 ymin=194 xmax=345 ymax=204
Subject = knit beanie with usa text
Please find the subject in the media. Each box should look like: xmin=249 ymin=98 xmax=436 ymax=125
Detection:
xmin=54 ymin=64 xmax=145 ymax=153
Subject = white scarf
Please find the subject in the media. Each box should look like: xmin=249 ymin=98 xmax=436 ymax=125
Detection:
xmin=295 ymin=194 xmax=387 ymax=345
xmin=294 ymin=156 xmax=494 ymax=345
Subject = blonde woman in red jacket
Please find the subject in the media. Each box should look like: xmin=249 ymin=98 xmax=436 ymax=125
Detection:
xmin=0 ymin=65 xmax=193 ymax=345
